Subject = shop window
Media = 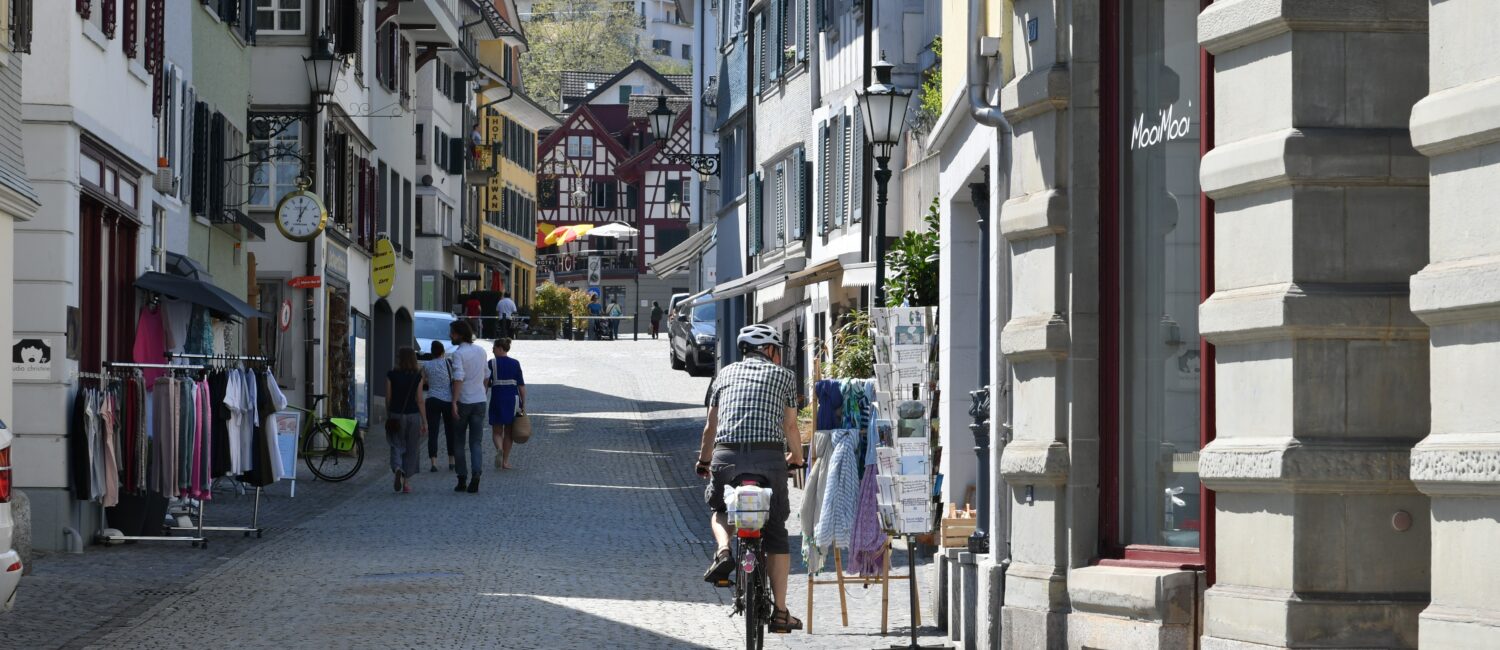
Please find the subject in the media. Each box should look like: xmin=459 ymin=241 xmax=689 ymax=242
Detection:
xmin=1101 ymin=0 xmax=1211 ymax=562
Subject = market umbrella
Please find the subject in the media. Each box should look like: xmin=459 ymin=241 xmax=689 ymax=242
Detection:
xmin=589 ymin=223 xmax=639 ymax=238
xmin=536 ymin=223 xmax=556 ymax=248
xmin=554 ymin=224 xmax=594 ymax=245
xmin=544 ymin=223 xmax=585 ymax=246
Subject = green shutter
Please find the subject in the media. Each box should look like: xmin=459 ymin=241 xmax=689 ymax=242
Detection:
xmin=851 ymin=105 xmax=865 ymax=222
xmin=818 ymin=123 xmax=829 ymax=235
xmin=834 ymin=111 xmax=846 ymax=227
xmin=768 ymin=0 xmax=781 ymax=81
xmin=755 ymin=12 xmax=765 ymax=93
xmin=793 ymin=148 xmax=808 ymax=240
xmin=795 ymin=0 xmax=807 ymax=62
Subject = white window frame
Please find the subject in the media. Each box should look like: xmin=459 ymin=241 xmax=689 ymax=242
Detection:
xmin=249 ymin=120 xmax=304 ymax=208
xmin=254 ymin=0 xmax=305 ymax=35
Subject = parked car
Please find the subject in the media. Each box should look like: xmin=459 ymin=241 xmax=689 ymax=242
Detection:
xmin=0 ymin=418 xmax=22 ymax=610
xmin=666 ymin=292 xmax=690 ymax=315
xmin=414 ymin=310 xmax=457 ymax=359
xmin=669 ymin=301 xmax=718 ymax=376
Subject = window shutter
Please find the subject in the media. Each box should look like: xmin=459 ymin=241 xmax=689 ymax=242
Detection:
xmin=833 ymin=111 xmax=845 ymax=227
xmin=851 ymin=105 xmax=864 ymax=222
xmin=190 ymin=102 xmax=210 ymax=216
xmin=754 ymin=12 xmax=764 ymax=94
xmin=773 ymin=160 xmax=785 ymax=245
xmin=448 ymin=137 xmax=464 ymax=175
xmin=747 ymin=171 xmax=761 ymax=255
xmin=336 ymin=0 xmax=358 ymax=56
xmin=818 ymin=122 xmax=830 ymax=235
xmin=813 ymin=0 xmax=823 ymax=34
xmin=795 ymin=0 xmax=807 ymax=62
xmin=626 ymin=184 xmax=640 ymax=212
xmin=768 ymin=0 xmax=781 ymax=80
xmin=208 ymin=112 xmax=226 ymax=219
xmin=794 ymin=148 xmax=808 ymax=240
xmin=452 ymin=70 xmax=466 ymax=102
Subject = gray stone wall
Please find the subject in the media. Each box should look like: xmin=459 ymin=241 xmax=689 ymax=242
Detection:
xmin=1198 ymin=1 xmax=1431 ymax=648
xmin=1409 ymin=0 xmax=1500 ymax=646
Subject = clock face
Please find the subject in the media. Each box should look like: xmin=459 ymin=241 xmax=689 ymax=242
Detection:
xmin=275 ymin=192 xmax=326 ymax=242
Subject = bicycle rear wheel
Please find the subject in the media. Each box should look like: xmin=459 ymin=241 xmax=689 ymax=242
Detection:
xmin=741 ymin=542 xmax=766 ymax=650
xmin=303 ymin=422 xmax=365 ymax=482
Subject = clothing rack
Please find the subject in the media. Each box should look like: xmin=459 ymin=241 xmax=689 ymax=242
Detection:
xmin=75 ymin=371 xmax=120 ymax=383
xmin=163 ymin=353 xmax=277 ymax=540
xmin=95 ymin=361 xmax=209 ymax=547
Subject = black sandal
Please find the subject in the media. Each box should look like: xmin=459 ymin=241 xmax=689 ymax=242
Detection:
xmin=703 ymin=549 xmax=734 ymax=584
xmin=769 ymin=608 xmax=803 ymax=633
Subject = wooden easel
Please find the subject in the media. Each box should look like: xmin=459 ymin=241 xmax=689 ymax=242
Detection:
xmin=803 ymin=363 xmax=921 ymax=636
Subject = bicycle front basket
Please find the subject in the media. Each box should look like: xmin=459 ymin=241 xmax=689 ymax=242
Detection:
xmin=724 ymin=485 xmax=773 ymax=531
xmin=329 ymin=417 xmax=358 ymax=452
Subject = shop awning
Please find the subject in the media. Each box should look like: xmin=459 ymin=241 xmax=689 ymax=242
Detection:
xmin=841 ymin=261 xmax=877 ymax=288
xmin=754 ymin=280 xmax=791 ymax=307
xmin=648 ymin=224 xmax=715 ymax=277
xmin=136 ymin=271 xmax=262 ymax=320
xmin=679 ymin=288 xmax=715 ymax=310
xmin=786 ymin=257 xmax=842 ymax=287
xmin=445 ymin=241 xmax=509 ymax=267
xmin=711 ymin=257 xmax=805 ymax=301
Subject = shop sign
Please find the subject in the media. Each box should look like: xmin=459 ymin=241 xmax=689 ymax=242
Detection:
xmin=372 ymin=238 xmax=396 ymax=298
xmin=288 ymin=275 xmax=323 ymax=289
xmin=587 ymin=256 xmax=602 ymax=287
xmin=12 ymin=338 xmax=52 ymax=380
xmin=1129 ymin=102 xmax=1193 ymax=151
xmin=325 ymin=244 xmax=349 ymax=283
xmin=278 ymin=299 xmax=294 ymax=332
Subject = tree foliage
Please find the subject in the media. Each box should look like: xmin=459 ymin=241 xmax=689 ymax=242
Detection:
xmin=884 ymin=199 xmax=941 ymax=307
xmin=521 ymin=0 xmax=645 ymax=111
xmin=827 ymin=310 xmax=875 ymax=380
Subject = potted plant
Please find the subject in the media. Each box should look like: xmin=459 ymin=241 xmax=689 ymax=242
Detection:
xmin=784 ymin=45 xmax=797 ymax=67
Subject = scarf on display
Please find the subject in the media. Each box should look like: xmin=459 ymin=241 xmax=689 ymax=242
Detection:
xmin=800 ymin=429 xmax=835 ymax=574
xmin=847 ymin=397 xmax=888 ymax=576
xmin=813 ymin=429 xmax=860 ymax=557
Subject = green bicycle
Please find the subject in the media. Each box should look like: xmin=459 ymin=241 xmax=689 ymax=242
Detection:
xmin=293 ymin=394 xmax=365 ymax=482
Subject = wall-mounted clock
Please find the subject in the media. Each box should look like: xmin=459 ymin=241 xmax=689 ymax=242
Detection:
xmin=274 ymin=183 xmax=328 ymax=243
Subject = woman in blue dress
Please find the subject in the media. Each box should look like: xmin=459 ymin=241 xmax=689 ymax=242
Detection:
xmin=487 ymin=338 xmax=527 ymax=470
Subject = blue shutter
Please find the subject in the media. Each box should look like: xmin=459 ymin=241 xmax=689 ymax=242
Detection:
xmin=834 ymin=111 xmax=846 ymax=227
xmin=768 ymin=0 xmax=781 ymax=81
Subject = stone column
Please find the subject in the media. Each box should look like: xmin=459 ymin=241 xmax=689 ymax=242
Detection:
xmin=1409 ymin=0 xmax=1500 ymax=646
xmin=1197 ymin=2 xmax=1431 ymax=648
xmin=998 ymin=0 xmax=1098 ymax=646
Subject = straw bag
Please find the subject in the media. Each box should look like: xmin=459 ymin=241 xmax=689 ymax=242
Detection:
xmin=511 ymin=408 xmax=533 ymax=444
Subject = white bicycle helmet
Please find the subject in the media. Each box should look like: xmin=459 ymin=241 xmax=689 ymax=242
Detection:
xmin=737 ymin=323 xmax=782 ymax=350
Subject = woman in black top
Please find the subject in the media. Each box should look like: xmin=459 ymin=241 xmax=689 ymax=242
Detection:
xmin=386 ymin=347 xmax=428 ymax=493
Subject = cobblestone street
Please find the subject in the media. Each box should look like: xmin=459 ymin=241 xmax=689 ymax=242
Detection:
xmin=1 ymin=339 xmax=946 ymax=649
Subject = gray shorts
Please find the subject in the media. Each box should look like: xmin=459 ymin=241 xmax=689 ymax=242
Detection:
xmin=704 ymin=444 xmax=790 ymax=554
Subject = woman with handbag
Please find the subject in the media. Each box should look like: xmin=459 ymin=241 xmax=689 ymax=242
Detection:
xmin=386 ymin=347 xmax=428 ymax=493
xmin=488 ymin=338 xmax=527 ymax=470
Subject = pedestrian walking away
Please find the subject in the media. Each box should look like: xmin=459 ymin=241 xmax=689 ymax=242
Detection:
xmin=488 ymin=338 xmax=527 ymax=470
xmin=497 ymin=292 xmax=518 ymax=338
xmin=696 ymin=323 xmax=806 ymax=634
xmin=587 ymin=294 xmax=604 ymax=340
xmin=650 ymin=301 xmax=663 ymax=339
xmin=421 ymin=340 xmax=457 ymax=472
xmin=386 ymin=347 xmax=428 ymax=493
xmin=448 ymin=320 xmax=490 ymax=493
xmin=607 ymin=299 xmax=623 ymax=339
xmin=464 ymin=294 xmax=482 ymax=337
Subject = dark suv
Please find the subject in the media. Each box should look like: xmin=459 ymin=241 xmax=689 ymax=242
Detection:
xmin=669 ymin=300 xmax=717 ymax=376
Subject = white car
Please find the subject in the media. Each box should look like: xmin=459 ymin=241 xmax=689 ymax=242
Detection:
xmin=414 ymin=310 xmax=494 ymax=362
xmin=0 ymin=418 xmax=21 ymax=610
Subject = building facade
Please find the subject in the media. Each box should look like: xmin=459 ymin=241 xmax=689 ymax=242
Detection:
xmin=930 ymin=1 xmax=1500 ymax=649
xmin=0 ymin=0 xmax=39 ymax=478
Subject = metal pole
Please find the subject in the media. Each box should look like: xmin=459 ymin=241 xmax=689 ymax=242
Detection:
xmin=886 ymin=535 xmax=944 ymax=649
xmin=873 ymin=159 xmax=892 ymax=306
xmin=969 ymin=176 xmax=992 ymax=554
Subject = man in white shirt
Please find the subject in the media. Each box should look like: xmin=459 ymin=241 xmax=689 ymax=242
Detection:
xmin=497 ymin=292 xmax=518 ymax=338
xmin=447 ymin=320 xmax=491 ymax=493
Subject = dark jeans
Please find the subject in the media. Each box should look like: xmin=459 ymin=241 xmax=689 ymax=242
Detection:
xmin=452 ymin=401 xmax=487 ymax=479
xmin=388 ymin=413 xmax=422 ymax=476
xmin=426 ymin=397 xmax=456 ymax=459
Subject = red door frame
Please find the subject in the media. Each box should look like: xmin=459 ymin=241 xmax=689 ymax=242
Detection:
xmin=1096 ymin=0 xmax=1216 ymax=577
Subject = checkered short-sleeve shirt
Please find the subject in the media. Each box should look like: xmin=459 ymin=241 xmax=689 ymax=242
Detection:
xmin=710 ymin=355 xmax=798 ymax=445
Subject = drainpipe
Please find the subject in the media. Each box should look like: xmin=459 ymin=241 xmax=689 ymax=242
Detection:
xmin=967 ymin=0 xmax=1013 ymax=568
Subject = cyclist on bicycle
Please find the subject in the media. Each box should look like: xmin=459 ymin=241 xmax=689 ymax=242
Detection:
xmin=697 ymin=323 xmax=805 ymax=633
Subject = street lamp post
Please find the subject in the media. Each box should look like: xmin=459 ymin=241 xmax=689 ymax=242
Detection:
xmin=857 ymin=57 xmax=913 ymax=307
xmin=303 ymin=33 xmax=340 ymax=108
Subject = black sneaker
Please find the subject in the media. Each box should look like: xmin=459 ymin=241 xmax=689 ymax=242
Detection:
xmin=454 ymin=477 xmax=468 ymax=492
xmin=466 ymin=477 xmax=481 ymax=493
xmin=393 ymin=470 xmax=403 ymax=492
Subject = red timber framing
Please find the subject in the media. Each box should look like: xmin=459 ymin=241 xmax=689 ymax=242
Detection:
xmin=1096 ymin=0 xmax=1216 ymax=575
xmin=616 ymin=109 xmax=693 ymax=274
xmin=536 ymin=106 xmax=637 ymax=267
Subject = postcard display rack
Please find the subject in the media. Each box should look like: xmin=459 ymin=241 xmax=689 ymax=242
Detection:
xmin=864 ymin=307 xmax=941 ymax=649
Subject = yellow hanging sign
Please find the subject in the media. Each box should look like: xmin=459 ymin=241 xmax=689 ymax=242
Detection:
xmin=372 ymin=238 xmax=396 ymax=297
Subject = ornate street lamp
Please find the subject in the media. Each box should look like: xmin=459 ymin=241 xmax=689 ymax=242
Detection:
xmin=645 ymin=95 xmax=720 ymax=177
xmin=303 ymin=33 xmax=341 ymax=107
xmin=857 ymin=55 xmax=913 ymax=306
